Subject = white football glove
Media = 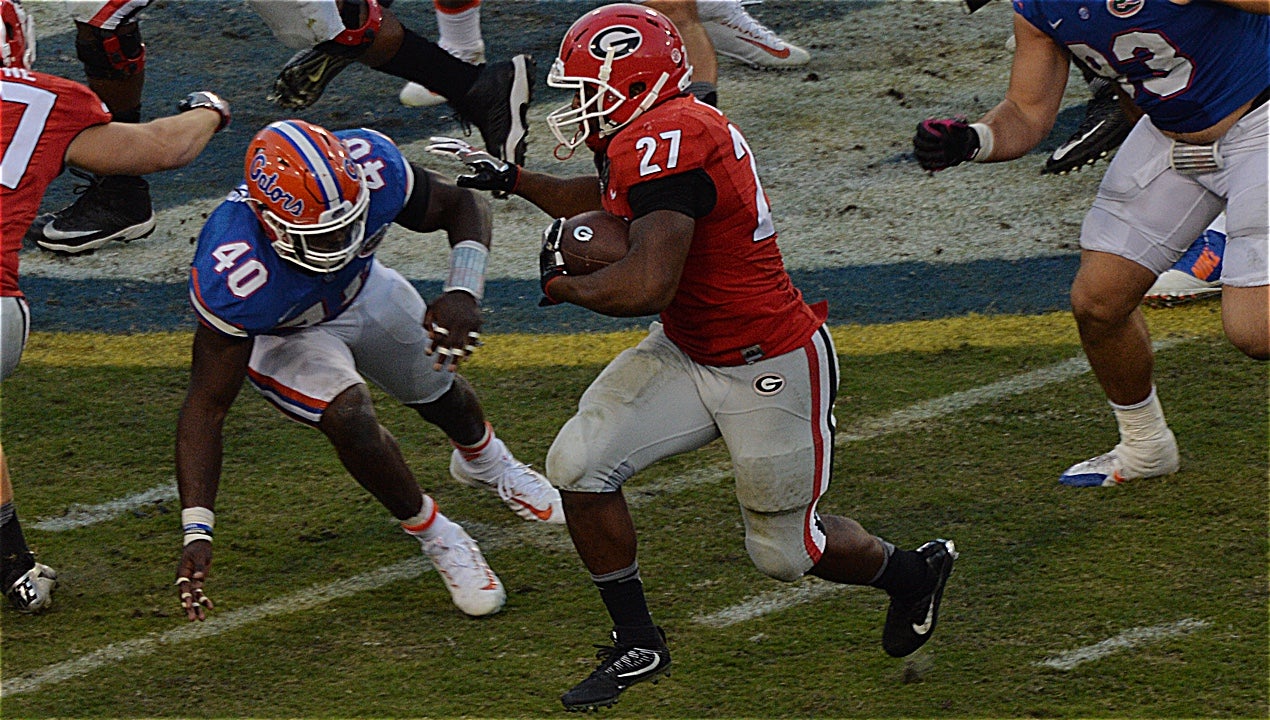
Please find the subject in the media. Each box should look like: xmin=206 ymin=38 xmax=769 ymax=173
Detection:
xmin=425 ymin=136 xmax=519 ymax=197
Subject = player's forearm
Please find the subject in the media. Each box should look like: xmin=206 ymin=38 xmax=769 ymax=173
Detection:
xmin=67 ymin=110 xmax=220 ymax=176
xmin=974 ymin=97 xmax=1058 ymax=161
xmin=175 ymin=407 xmax=226 ymax=512
xmin=135 ymin=111 xmax=223 ymax=171
xmin=513 ymin=170 xmax=604 ymax=219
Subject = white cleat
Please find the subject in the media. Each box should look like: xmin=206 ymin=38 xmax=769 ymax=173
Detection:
xmin=1059 ymin=434 xmax=1179 ymax=487
xmin=399 ymin=42 xmax=485 ymax=108
xmin=451 ymin=439 xmax=565 ymax=525
xmin=700 ymin=0 xmax=810 ymax=69
xmin=420 ymin=519 xmax=505 ymax=616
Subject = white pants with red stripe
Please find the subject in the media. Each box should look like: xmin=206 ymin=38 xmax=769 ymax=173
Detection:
xmin=246 ymin=261 xmax=455 ymax=425
xmin=547 ymin=321 xmax=839 ymax=582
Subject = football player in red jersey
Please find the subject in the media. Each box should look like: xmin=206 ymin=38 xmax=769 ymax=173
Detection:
xmin=429 ymin=4 xmax=956 ymax=711
xmin=0 ymin=0 xmax=229 ymax=614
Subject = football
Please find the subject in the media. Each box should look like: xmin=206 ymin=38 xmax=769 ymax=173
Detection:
xmin=558 ymin=210 xmax=630 ymax=275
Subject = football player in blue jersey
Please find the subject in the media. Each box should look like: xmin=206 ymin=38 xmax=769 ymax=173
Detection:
xmin=913 ymin=0 xmax=1268 ymax=488
xmin=173 ymin=119 xmax=563 ymax=622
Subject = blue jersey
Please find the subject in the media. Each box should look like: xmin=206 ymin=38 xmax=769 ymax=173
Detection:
xmin=190 ymin=128 xmax=414 ymax=338
xmin=1014 ymin=0 xmax=1269 ymax=133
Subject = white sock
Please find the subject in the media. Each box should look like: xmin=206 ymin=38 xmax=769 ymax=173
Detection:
xmin=435 ymin=1 xmax=483 ymax=56
xmin=453 ymin=423 xmax=505 ymax=475
xmin=401 ymin=496 xmax=446 ymax=541
xmin=1111 ymin=386 xmax=1172 ymax=447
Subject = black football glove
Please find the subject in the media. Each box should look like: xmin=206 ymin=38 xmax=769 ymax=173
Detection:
xmin=425 ymin=136 xmax=520 ymax=198
xmin=913 ymin=117 xmax=980 ymax=171
xmin=178 ymin=91 xmax=231 ymax=133
xmin=538 ymin=218 xmax=568 ymax=307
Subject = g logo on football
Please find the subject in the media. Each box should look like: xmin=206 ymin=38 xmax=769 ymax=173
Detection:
xmin=573 ymin=225 xmax=594 ymax=243
xmin=753 ymin=373 xmax=785 ymax=396
xmin=589 ymin=25 xmax=642 ymax=60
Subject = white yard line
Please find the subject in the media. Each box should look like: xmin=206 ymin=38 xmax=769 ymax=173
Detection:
xmin=33 ymin=482 xmax=178 ymax=532
xmin=11 ymin=341 xmax=1188 ymax=695
xmin=1036 ymin=619 xmax=1210 ymax=671
xmin=1 ymin=557 xmax=431 ymax=697
xmin=694 ymin=579 xmax=851 ymax=628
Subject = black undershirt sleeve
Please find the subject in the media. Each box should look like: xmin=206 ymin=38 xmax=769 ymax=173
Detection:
xmin=627 ymin=169 xmax=717 ymax=220
xmin=391 ymin=162 xmax=434 ymax=232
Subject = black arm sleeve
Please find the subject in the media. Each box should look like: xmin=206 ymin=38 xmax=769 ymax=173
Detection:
xmin=627 ymin=168 xmax=717 ymax=220
xmin=392 ymin=162 xmax=434 ymax=232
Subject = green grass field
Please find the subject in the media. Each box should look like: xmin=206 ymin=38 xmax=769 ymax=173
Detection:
xmin=1 ymin=307 xmax=1266 ymax=718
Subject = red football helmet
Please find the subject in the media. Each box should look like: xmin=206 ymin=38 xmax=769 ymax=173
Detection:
xmin=546 ymin=3 xmax=692 ymax=152
xmin=0 ymin=0 xmax=35 ymax=70
xmin=244 ymin=120 xmax=370 ymax=273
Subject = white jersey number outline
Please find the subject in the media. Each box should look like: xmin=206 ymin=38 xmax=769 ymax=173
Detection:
xmin=1068 ymin=31 xmax=1194 ymax=100
xmin=1 ymin=81 xmax=56 ymax=190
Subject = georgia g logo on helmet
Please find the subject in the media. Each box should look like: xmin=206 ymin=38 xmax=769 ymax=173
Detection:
xmin=589 ymin=25 xmax=642 ymax=61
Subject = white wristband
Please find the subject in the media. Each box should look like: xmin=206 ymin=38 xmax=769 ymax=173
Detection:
xmin=970 ymin=122 xmax=995 ymax=162
xmin=443 ymin=240 xmax=489 ymax=301
xmin=182 ymin=506 xmax=214 ymax=546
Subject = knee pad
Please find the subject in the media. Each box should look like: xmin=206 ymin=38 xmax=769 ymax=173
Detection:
xmin=76 ymin=22 xmax=144 ymax=79
xmin=742 ymin=508 xmax=816 ymax=582
xmin=546 ymin=410 xmax=632 ymax=493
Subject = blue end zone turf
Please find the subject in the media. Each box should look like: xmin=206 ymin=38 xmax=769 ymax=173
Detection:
xmin=22 ymin=255 xmax=1078 ymax=334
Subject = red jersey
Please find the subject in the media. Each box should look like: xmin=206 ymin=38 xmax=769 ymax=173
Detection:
xmin=1 ymin=68 xmax=111 ymax=297
xmin=601 ymin=95 xmax=826 ymax=367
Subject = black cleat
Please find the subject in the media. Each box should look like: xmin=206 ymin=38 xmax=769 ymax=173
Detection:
xmin=882 ymin=539 xmax=957 ymax=658
xmin=562 ymin=627 xmax=671 ymax=712
xmin=36 ymin=172 xmax=154 ymax=255
xmin=269 ymin=47 xmax=357 ymax=110
xmin=451 ymin=54 xmax=533 ymax=166
xmin=1043 ymin=80 xmax=1135 ymax=175
xmin=3 ymin=551 xmax=57 ymax=614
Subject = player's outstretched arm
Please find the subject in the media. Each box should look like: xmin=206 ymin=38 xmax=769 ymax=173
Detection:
xmin=67 ymin=92 xmax=230 ymax=177
xmin=174 ymin=324 xmax=252 ymax=621
xmin=426 ymin=136 xmax=603 ymax=218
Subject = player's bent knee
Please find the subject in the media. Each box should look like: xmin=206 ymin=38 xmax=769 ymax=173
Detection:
xmin=319 ymin=385 xmax=381 ymax=445
xmin=546 ymin=415 xmax=594 ymax=491
xmin=745 ymin=532 xmax=812 ymax=583
xmin=547 ymin=410 xmax=631 ymax=492
xmin=742 ymin=508 xmax=816 ymax=582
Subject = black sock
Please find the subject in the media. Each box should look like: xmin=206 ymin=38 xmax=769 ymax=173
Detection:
xmin=870 ymin=547 xmax=931 ymax=598
xmin=372 ymin=28 xmax=480 ymax=102
xmin=593 ymin=563 xmax=657 ymax=643
xmin=111 ymin=105 xmax=141 ymax=124
xmin=0 ymin=505 xmax=35 ymax=586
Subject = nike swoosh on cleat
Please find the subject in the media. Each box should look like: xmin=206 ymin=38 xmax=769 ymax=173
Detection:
xmin=911 ymin=603 xmax=936 ymax=636
xmin=1049 ymin=120 xmax=1107 ymax=161
xmin=739 ymin=37 xmax=792 ymax=59
xmin=511 ymin=497 xmax=556 ymax=522
xmin=616 ymin=651 xmax=662 ymax=679
xmin=41 ymin=228 xmax=101 ymax=240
